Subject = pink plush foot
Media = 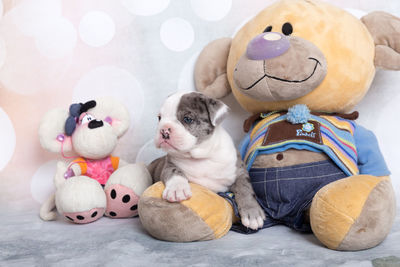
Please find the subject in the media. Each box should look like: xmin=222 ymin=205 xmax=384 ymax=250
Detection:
xmin=63 ymin=208 xmax=105 ymax=224
xmin=105 ymin=184 xmax=139 ymax=218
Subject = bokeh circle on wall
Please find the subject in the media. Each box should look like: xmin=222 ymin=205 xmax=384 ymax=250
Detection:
xmin=178 ymin=51 xmax=199 ymax=92
xmin=11 ymin=0 xmax=62 ymax=37
xmin=136 ymin=139 xmax=166 ymax=165
xmin=79 ymin=11 xmax=116 ymax=47
xmin=30 ymin=160 xmax=57 ymax=204
xmin=120 ymin=0 xmax=170 ymax=16
xmin=0 ymin=0 xmax=3 ymax=19
xmin=190 ymin=0 xmax=232 ymax=21
xmin=160 ymin=17 xmax=194 ymax=52
xmin=35 ymin=17 xmax=77 ymax=59
xmin=0 ymin=37 xmax=6 ymax=69
xmin=0 ymin=107 xmax=16 ymax=171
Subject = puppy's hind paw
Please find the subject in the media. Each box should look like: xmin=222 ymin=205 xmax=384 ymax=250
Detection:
xmin=162 ymin=176 xmax=192 ymax=202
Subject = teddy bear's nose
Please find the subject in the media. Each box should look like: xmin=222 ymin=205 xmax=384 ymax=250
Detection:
xmin=246 ymin=32 xmax=290 ymax=60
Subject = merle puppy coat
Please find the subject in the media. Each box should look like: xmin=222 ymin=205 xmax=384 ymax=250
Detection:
xmin=148 ymin=92 xmax=265 ymax=230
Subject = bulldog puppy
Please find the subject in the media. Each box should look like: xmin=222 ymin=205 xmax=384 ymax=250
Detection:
xmin=148 ymin=91 xmax=265 ymax=230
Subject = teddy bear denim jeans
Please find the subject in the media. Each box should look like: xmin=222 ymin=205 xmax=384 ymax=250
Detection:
xmin=220 ymin=159 xmax=347 ymax=234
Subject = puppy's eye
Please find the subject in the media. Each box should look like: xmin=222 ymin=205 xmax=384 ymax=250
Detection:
xmin=157 ymin=115 xmax=161 ymax=121
xmin=183 ymin=117 xmax=193 ymax=124
xmin=282 ymin=22 xmax=293 ymax=35
xmin=263 ymin=25 xmax=272 ymax=33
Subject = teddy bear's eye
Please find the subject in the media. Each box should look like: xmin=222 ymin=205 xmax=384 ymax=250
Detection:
xmin=282 ymin=22 xmax=293 ymax=35
xmin=263 ymin=25 xmax=272 ymax=33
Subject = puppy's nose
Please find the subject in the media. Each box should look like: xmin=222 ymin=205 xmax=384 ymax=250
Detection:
xmin=161 ymin=128 xmax=171 ymax=140
xmin=88 ymin=120 xmax=104 ymax=129
xmin=246 ymin=32 xmax=290 ymax=60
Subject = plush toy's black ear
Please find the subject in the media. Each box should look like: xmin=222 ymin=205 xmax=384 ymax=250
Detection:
xmin=80 ymin=100 xmax=96 ymax=113
xmin=361 ymin=11 xmax=400 ymax=70
xmin=194 ymin=38 xmax=232 ymax=99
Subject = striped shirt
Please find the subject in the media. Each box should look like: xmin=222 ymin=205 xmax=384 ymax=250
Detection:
xmin=243 ymin=112 xmax=359 ymax=176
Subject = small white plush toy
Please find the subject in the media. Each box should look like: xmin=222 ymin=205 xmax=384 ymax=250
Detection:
xmin=39 ymin=97 xmax=152 ymax=224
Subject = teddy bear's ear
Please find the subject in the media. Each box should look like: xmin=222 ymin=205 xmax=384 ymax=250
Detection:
xmin=361 ymin=11 xmax=400 ymax=70
xmin=39 ymin=108 xmax=73 ymax=153
xmin=90 ymin=97 xmax=130 ymax=138
xmin=194 ymin=38 xmax=232 ymax=99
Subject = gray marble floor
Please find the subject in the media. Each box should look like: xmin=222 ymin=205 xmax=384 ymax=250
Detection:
xmin=1 ymin=205 xmax=399 ymax=267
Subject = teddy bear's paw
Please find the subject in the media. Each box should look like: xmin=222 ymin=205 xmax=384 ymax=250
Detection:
xmin=240 ymin=206 xmax=265 ymax=230
xmin=63 ymin=207 xmax=105 ymax=224
xmin=139 ymin=182 xmax=233 ymax=241
xmin=104 ymin=184 xmax=140 ymax=218
xmin=162 ymin=176 xmax=192 ymax=202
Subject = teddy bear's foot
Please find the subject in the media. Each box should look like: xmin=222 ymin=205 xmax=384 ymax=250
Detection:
xmin=138 ymin=182 xmax=234 ymax=242
xmin=310 ymin=175 xmax=396 ymax=251
xmin=104 ymin=185 xmax=139 ymax=218
xmin=63 ymin=207 xmax=105 ymax=224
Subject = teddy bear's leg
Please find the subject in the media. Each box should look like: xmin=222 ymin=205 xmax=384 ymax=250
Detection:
xmin=55 ymin=176 xmax=107 ymax=224
xmin=104 ymin=163 xmax=152 ymax=218
xmin=138 ymin=182 xmax=236 ymax=242
xmin=310 ymin=175 xmax=396 ymax=251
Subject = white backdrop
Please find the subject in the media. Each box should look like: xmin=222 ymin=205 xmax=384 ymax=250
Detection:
xmin=0 ymin=0 xmax=399 ymax=211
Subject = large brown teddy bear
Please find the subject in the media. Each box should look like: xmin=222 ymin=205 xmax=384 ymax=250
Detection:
xmin=139 ymin=0 xmax=399 ymax=251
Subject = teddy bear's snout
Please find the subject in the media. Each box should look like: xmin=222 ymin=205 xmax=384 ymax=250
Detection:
xmin=234 ymin=35 xmax=327 ymax=102
xmin=246 ymin=32 xmax=290 ymax=60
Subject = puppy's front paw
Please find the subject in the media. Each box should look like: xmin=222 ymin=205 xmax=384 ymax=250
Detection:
xmin=240 ymin=205 xmax=265 ymax=230
xmin=162 ymin=176 xmax=192 ymax=202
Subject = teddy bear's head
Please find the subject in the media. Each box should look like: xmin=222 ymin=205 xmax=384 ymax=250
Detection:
xmin=195 ymin=0 xmax=400 ymax=114
xmin=39 ymin=98 xmax=130 ymax=159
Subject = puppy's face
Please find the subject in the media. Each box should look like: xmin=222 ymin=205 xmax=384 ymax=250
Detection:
xmin=155 ymin=92 xmax=228 ymax=154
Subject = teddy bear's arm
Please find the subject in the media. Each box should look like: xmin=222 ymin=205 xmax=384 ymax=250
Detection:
xmin=353 ymin=124 xmax=390 ymax=176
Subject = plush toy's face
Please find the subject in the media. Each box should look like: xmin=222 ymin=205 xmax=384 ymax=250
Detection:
xmin=71 ymin=111 xmax=118 ymax=159
xmin=228 ymin=0 xmax=376 ymax=113
xmin=39 ymin=98 xmax=130 ymax=160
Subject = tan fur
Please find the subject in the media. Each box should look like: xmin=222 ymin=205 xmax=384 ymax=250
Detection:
xmin=337 ymin=179 xmax=396 ymax=250
xmin=138 ymin=196 xmax=215 ymax=242
xmin=361 ymin=11 xmax=400 ymax=70
xmin=195 ymin=38 xmax=232 ymax=99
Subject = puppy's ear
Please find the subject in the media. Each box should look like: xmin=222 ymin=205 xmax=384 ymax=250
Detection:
xmin=90 ymin=97 xmax=130 ymax=138
xmin=39 ymin=108 xmax=73 ymax=153
xmin=200 ymin=94 xmax=229 ymax=126
xmin=361 ymin=11 xmax=400 ymax=70
xmin=194 ymin=38 xmax=232 ymax=99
